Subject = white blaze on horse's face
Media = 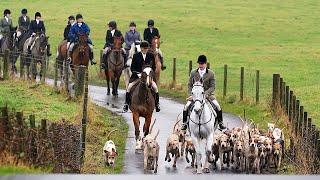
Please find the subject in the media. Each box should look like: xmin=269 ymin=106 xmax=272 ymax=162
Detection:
xmin=192 ymin=82 xmax=205 ymax=114
xmin=143 ymin=67 xmax=152 ymax=86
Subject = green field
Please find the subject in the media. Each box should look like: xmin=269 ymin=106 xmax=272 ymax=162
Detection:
xmin=0 ymin=80 xmax=128 ymax=174
xmin=1 ymin=0 xmax=319 ymax=126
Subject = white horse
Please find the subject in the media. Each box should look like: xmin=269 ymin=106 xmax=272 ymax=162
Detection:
xmin=189 ymin=81 xmax=218 ymax=174
xmin=123 ymin=41 xmax=141 ymax=89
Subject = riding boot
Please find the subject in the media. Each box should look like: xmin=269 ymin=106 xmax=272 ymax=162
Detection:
xmin=90 ymin=52 xmax=96 ymax=65
xmin=160 ymin=55 xmax=166 ymax=70
xmin=181 ymin=110 xmax=188 ymax=130
xmin=155 ymin=93 xmax=160 ymax=112
xmin=47 ymin=44 xmax=52 ymax=56
xmin=123 ymin=51 xmax=129 ymax=69
xmin=217 ymin=110 xmax=227 ymax=130
xmin=123 ymin=92 xmax=131 ymax=112
xmin=102 ymin=50 xmax=111 ymax=69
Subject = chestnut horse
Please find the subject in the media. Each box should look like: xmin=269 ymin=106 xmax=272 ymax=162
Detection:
xmin=129 ymin=66 xmax=155 ymax=149
xmin=105 ymin=36 xmax=124 ymax=96
xmin=56 ymin=40 xmax=68 ymax=82
xmin=70 ymin=33 xmax=90 ymax=76
xmin=149 ymin=36 xmax=161 ymax=85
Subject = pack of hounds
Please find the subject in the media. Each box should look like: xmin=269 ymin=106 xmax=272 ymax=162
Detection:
xmin=103 ymin=119 xmax=285 ymax=174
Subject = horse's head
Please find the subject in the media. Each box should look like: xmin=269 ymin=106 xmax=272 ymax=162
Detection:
xmin=141 ymin=66 xmax=154 ymax=88
xmin=38 ymin=33 xmax=49 ymax=55
xmin=113 ymin=36 xmax=123 ymax=50
xmin=78 ymin=32 xmax=88 ymax=55
xmin=151 ymin=36 xmax=160 ymax=50
xmin=192 ymin=80 xmax=205 ymax=114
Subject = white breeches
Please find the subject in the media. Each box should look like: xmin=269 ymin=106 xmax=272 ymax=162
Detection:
xmin=183 ymin=99 xmax=221 ymax=111
xmin=127 ymin=80 xmax=158 ymax=93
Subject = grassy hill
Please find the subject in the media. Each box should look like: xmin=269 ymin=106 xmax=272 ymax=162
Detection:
xmin=1 ymin=0 xmax=319 ymax=125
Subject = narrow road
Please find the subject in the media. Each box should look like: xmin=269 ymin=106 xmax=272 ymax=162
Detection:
xmin=88 ymin=85 xmax=243 ymax=174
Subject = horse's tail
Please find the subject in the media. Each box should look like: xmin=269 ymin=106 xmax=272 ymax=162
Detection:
xmin=107 ymin=129 xmax=118 ymax=140
xmin=149 ymin=118 xmax=157 ymax=134
xmin=173 ymin=113 xmax=182 ymax=133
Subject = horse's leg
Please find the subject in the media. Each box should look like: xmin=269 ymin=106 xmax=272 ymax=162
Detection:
xmin=143 ymin=116 xmax=152 ymax=137
xmin=105 ymin=70 xmax=110 ymax=95
xmin=132 ymin=112 xmax=140 ymax=141
xmin=194 ymin=137 xmax=202 ymax=174
xmin=204 ymin=135 xmax=214 ymax=173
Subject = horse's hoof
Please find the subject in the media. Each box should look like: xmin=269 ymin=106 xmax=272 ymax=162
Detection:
xmin=173 ymin=164 xmax=176 ymax=168
xmin=107 ymin=91 xmax=110 ymax=95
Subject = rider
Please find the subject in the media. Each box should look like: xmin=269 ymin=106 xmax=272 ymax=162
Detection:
xmin=64 ymin=15 xmax=75 ymax=48
xmin=102 ymin=20 xmax=126 ymax=69
xmin=124 ymin=21 xmax=141 ymax=51
xmin=68 ymin=14 xmax=96 ymax=65
xmin=27 ymin=12 xmax=52 ymax=56
xmin=17 ymin=8 xmax=30 ymax=40
xmin=143 ymin=19 xmax=166 ymax=70
xmin=0 ymin=9 xmax=13 ymax=47
xmin=181 ymin=55 xmax=227 ymax=131
xmin=123 ymin=41 xmax=161 ymax=112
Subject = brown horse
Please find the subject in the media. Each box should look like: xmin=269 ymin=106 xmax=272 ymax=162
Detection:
xmin=70 ymin=33 xmax=90 ymax=76
xmin=149 ymin=36 xmax=162 ymax=85
xmin=129 ymin=66 xmax=155 ymax=149
xmin=105 ymin=36 xmax=124 ymax=96
xmin=56 ymin=40 xmax=68 ymax=81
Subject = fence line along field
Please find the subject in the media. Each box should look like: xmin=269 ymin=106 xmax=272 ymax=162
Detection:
xmin=0 ymin=0 xmax=319 ymax=125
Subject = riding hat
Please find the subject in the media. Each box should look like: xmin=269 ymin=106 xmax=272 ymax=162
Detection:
xmin=68 ymin=15 xmax=75 ymax=20
xmin=21 ymin=8 xmax=27 ymax=15
xmin=197 ymin=55 xmax=207 ymax=64
xmin=76 ymin=14 xmax=83 ymax=20
xmin=108 ymin=20 xmax=117 ymax=28
xmin=147 ymin=19 xmax=154 ymax=26
xmin=35 ymin=12 xmax=41 ymax=18
xmin=140 ymin=41 xmax=149 ymax=48
xmin=4 ymin=9 xmax=11 ymax=16
xmin=129 ymin=21 xmax=136 ymax=27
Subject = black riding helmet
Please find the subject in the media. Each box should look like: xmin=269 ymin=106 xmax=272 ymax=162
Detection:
xmin=108 ymin=20 xmax=117 ymax=29
xmin=21 ymin=8 xmax=27 ymax=15
xmin=76 ymin=14 xmax=83 ymax=20
xmin=197 ymin=55 xmax=207 ymax=64
xmin=4 ymin=9 xmax=11 ymax=16
xmin=68 ymin=15 xmax=75 ymax=20
xmin=147 ymin=19 xmax=154 ymax=26
xmin=35 ymin=12 xmax=41 ymax=19
xmin=140 ymin=41 xmax=149 ymax=48
xmin=129 ymin=21 xmax=136 ymax=27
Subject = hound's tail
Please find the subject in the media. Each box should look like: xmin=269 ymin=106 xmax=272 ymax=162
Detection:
xmin=173 ymin=113 xmax=182 ymax=133
xmin=107 ymin=129 xmax=118 ymax=140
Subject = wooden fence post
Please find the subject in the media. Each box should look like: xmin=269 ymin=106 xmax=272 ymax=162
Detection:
xmin=3 ymin=49 xmax=9 ymax=80
xmin=282 ymin=81 xmax=286 ymax=109
xmin=298 ymin=106 xmax=304 ymax=136
xmin=307 ymin=118 xmax=312 ymax=144
xmin=189 ymin=60 xmax=192 ymax=76
xmin=80 ymin=68 xmax=89 ymax=166
xmin=285 ymin=85 xmax=289 ymax=115
xmin=302 ymin=112 xmax=308 ymax=139
xmin=172 ymin=58 xmax=176 ymax=87
xmin=289 ymin=91 xmax=293 ymax=122
xmin=16 ymin=112 xmax=24 ymax=153
xmin=256 ymin=70 xmax=260 ymax=104
xmin=41 ymin=56 xmax=46 ymax=83
xmin=223 ymin=64 xmax=227 ymax=98
xmin=291 ymin=95 xmax=296 ymax=132
xmin=294 ymin=100 xmax=300 ymax=136
xmin=240 ymin=67 xmax=244 ymax=101
xmin=54 ymin=60 xmax=58 ymax=89
xmin=64 ymin=60 xmax=70 ymax=93
xmin=75 ymin=65 xmax=86 ymax=98
xmin=272 ymin=74 xmax=280 ymax=108
xmin=29 ymin=114 xmax=36 ymax=164
xmin=20 ymin=55 xmax=24 ymax=79
xmin=279 ymin=78 xmax=283 ymax=108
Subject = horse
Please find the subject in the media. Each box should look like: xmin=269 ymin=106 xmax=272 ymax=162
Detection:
xmin=189 ymin=80 xmax=218 ymax=174
xmin=129 ymin=66 xmax=155 ymax=150
xmin=123 ymin=40 xmax=141 ymax=89
xmin=0 ymin=27 xmax=17 ymax=74
xmin=70 ymin=33 xmax=90 ymax=76
xmin=149 ymin=36 xmax=161 ymax=85
xmin=105 ymin=36 xmax=124 ymax=96
xmin=22 ymin=33 xmax=49 ymax=80
xmin=56 ymin=40 xmax=68 ymax=83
